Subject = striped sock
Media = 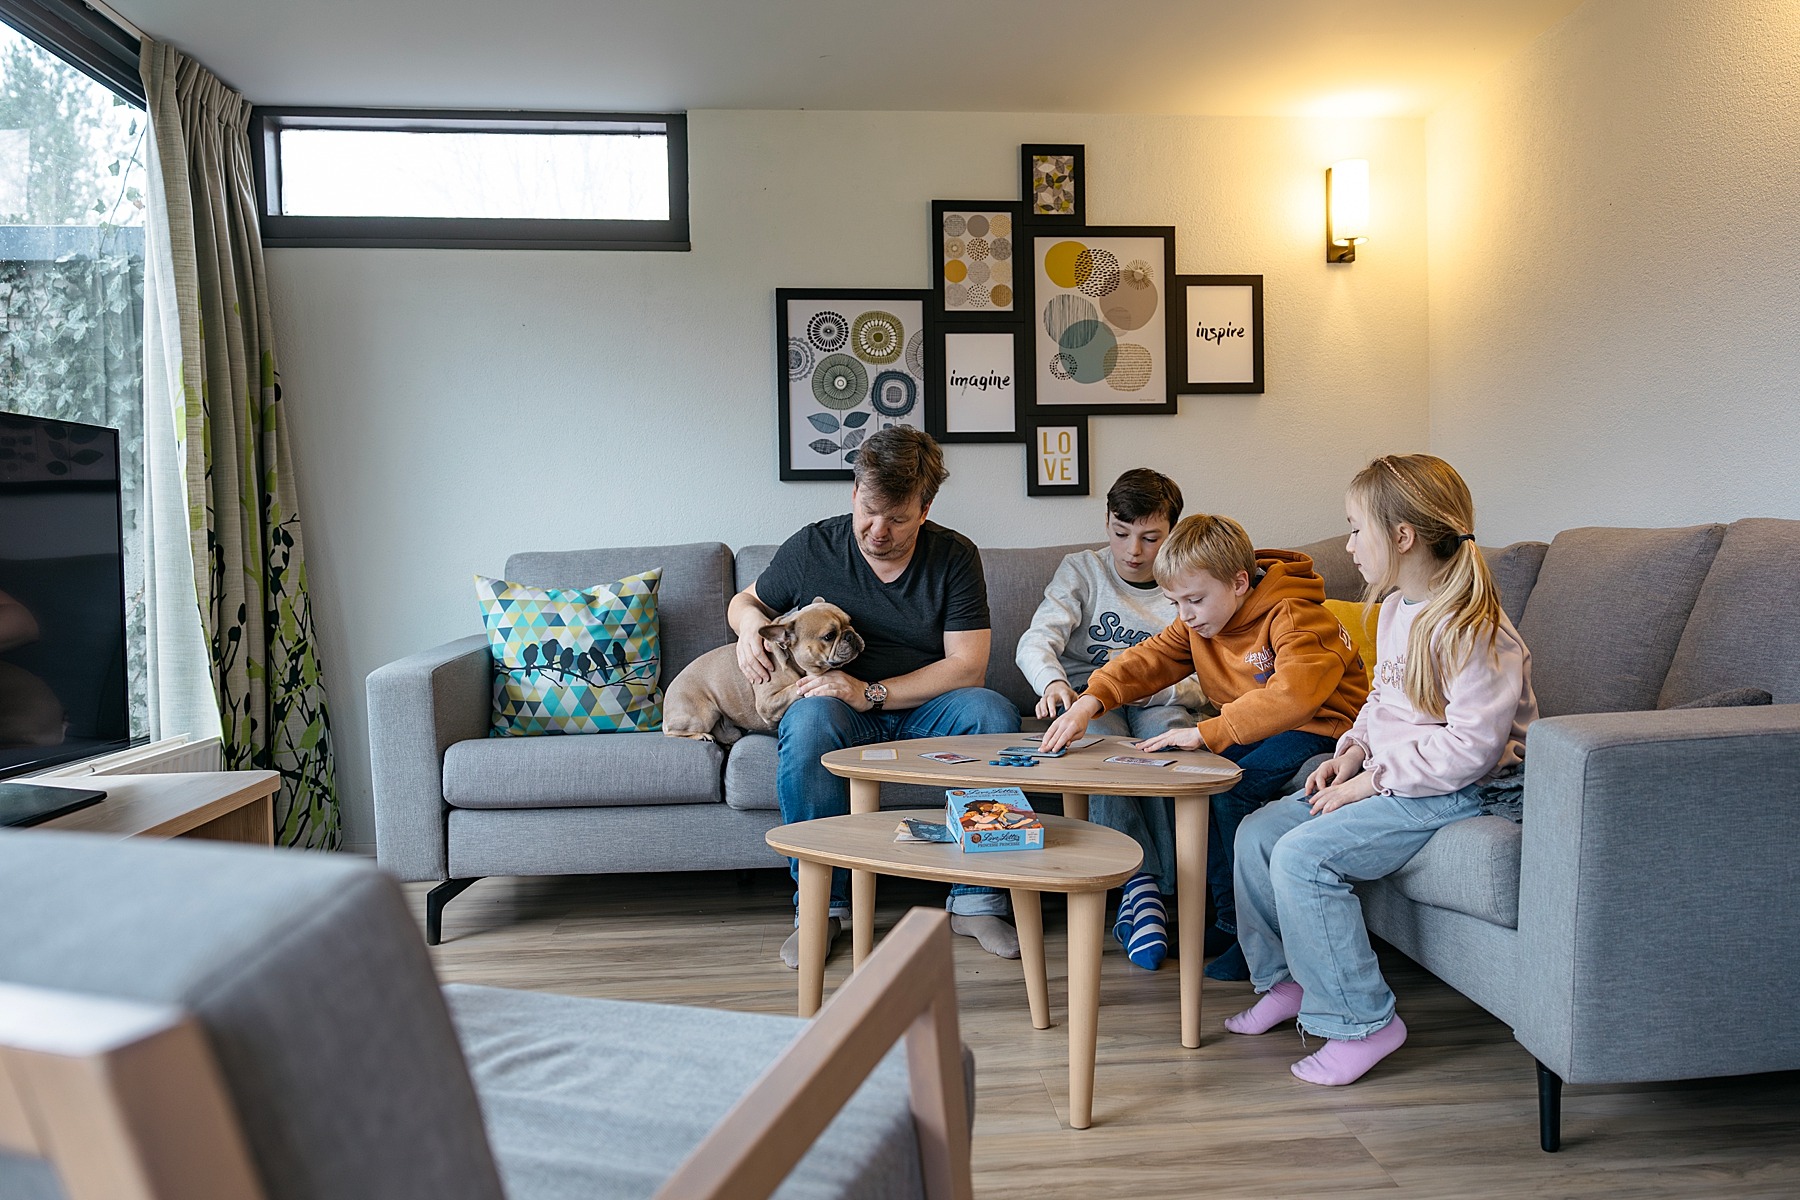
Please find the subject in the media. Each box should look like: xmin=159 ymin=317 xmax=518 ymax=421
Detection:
xmin=1125 ymin=880 xmax=1168 ymax=970
xmin=1114 ymin=873 xmax=1156 ymax=947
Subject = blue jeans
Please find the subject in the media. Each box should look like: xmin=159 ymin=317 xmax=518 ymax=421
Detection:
xmin=776 ymin=687 xmax=1021 ymax=918
xmin=1083 ymin=705 xmax=1191 ymax=896
xmin=1206 ymin=730 xmax=1338 ymax=934
xmin=1234 ymin=784 xmax=1485 ymax=1039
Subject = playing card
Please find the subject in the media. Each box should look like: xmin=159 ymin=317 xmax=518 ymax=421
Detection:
xmin=1104 ymin=754 xmax=1176 ymax=768
xmin=920 ymin=751 xmax=979 ymax=764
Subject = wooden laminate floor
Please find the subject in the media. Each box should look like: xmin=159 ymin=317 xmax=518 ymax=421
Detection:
xmin=413 ymin=870 xmax=1800 ymax=1199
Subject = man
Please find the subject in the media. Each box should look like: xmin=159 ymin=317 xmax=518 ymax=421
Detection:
xmin=729 ymin=426 xmax=1021 ymax=967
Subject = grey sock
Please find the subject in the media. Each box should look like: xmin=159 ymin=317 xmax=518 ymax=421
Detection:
xmin=780 ymin=916 xmax=841 ymax=969
xmin=950 ymin=913 xmax=1020 ymax=959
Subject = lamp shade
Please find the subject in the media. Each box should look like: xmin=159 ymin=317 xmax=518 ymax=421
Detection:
xmin=1328 ymin=159 xmax=1369 ymax=244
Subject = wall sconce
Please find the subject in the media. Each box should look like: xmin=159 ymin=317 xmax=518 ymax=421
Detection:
xmin=1326 ymin=159 xmax=1369 ymax=263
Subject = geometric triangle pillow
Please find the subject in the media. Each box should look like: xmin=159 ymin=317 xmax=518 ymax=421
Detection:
xmin=474 ymin=569 xmax=662 ymax=736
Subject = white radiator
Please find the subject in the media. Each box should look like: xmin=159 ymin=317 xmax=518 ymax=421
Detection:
xmin=34 ymin=736 xmax=225 ymax=778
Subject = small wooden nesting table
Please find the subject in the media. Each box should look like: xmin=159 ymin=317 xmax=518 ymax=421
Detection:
xmin=816 ymin=733 xmax=1242 ymax=1051
xmin=767 ymin=808 xmax=1141 ymax=1129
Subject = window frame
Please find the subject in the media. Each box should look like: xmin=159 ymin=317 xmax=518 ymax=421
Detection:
xmin=0 ymin=0 xmax=143 ymax=104
xmin=249 ymin=107 xmax=691 ymax=251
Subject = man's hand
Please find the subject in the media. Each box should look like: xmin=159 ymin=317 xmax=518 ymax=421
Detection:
xmin=1035 ymin=680 xmax=1078 ymax=720
xmin=1308 ymin=771 xmax=1377 ymax=815
xmin=1041 ymin=695 xmax=1102 ymax=752
xmin=1305 ymin=745 xmax=1368 ymax=795
xmin=735 ymin=625 xmax=775 ymax=685
xmin=793 ymin=670 xmax=869 ymax=710
xmin=1136 ymin=726 xmax=1203 ymax=753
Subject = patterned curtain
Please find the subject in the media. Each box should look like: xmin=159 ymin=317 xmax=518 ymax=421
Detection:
xmin=139 ymin=42 xmax=339 ymax=849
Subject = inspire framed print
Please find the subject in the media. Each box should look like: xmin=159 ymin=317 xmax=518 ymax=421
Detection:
xmin=777 ymin=288 xmax=929 ymax=481
xmin=927 ymin=323 xmax=1030 ymax=444
xmin=1023 ymin=417 xmax=1089 ymax=497
xmin=1177 ymin=274 xmax=1265 ymax=394
xmin=1022 ymin=225 xmax=1179 ymax=415
xmin=932 ymin=200 xmax=1021 ymax=319
xmin=1020 ymin=144 xmax=1084 ymax=225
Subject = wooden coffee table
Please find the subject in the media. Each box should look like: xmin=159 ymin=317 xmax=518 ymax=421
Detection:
xmin=767 ymin=808 xmax=1142 ymax=1129
xmin=819 ymin=733 xmax=1242 ymax=1050
xmin=36 ymin=771 xmax=280 ymax=845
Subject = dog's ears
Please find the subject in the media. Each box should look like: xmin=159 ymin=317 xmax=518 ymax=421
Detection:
xmin=760 ymin=622 xmax=797 ymax=648
xmin=812 ymin=596 xmax=827 ymax=606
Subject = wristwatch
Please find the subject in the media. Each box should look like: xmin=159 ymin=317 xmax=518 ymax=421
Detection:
xmin=863 ymin=681 xmax=888 ymax=711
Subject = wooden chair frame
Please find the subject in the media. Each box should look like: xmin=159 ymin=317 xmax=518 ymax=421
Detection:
xmin=0 ymin=907 xmax=972 ymax=1200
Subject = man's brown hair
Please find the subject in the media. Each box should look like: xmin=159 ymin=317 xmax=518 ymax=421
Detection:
xmin=852 ymin=426 xmax=949 ymax=508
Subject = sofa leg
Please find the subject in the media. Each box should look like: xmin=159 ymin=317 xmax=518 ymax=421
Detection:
xmin=1536 ymin=1060 xmax=1563 ymax=1152
xmin=425 ymin=878 xmax=479 ymax=946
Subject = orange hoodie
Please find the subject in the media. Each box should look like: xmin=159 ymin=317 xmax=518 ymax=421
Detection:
xmin=1081 ymin=550 xmax=1369 ymax=753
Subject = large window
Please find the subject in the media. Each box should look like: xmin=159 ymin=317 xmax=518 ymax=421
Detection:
xmin=252 ymin=109 xmax=689 ymax=250
xmin=0 ymin=13 xmax=147 ymax=738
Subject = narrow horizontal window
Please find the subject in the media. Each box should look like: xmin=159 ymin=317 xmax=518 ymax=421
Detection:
xmin=251 ymin=109 xmax=688 ymax=251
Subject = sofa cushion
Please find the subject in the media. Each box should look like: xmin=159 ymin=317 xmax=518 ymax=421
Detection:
xmin=1286 ymin=536 xmax=1363 ymax=601
xmin=478 ymin=571 xmax=663 ymax=736
xmin=1518 ymin=524 xmax=1724 ymax=717
xmin=722 ymin=732 xmax=976 ymax=814
xmin=507 ymin=543 xmax=735 ymax=681
xmin=1288 ymin=536 xmax=1547 ymax=624
xmin=1659 ymin=518 xmax=1800 ymax=707
xmin=1322 ymin=599 xmax=1379 ymax=677
xmin=1668 ymin=687 xmax=1774 ymax=710
xmin=445 ymin=982 xmax=944 ymax=1200
xmin=1384 ymin=814 xmax=1522 ymax=929
xmin=445 ymin=731 xmax=723 ymax=808
xmin=981 ymin=543 xmax=1094 ymax=713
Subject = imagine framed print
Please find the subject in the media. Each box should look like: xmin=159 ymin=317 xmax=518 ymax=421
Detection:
xmin=1177 ymin=274 xmax=1264 ymax=394
xmin=927 ymin=322 xmax=1029 ymax=444
xmin=932 ymin=200 xmax=1021 ymax=319
xmin=1024 ymin=418 xmax=1089 ymax=497
xmin=1020 ymin=144 xmax=1084 ymax=225
xmin=777 ymin=288 xmax=929 ymax=481
xmin=1023 ymin=225 xmax=1178 ymax=415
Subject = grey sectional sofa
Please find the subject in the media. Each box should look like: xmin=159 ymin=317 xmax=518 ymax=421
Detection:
xmin=369 ymin=519 xmax=1800 ymax=1149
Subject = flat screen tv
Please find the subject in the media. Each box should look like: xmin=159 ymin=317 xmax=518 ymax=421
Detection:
xmin=0 ymin=411 xmax=133 ymax=779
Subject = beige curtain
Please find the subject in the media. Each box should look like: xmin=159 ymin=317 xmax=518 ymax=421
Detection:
xmin=140 ymin=41 xmax=340 ymax=849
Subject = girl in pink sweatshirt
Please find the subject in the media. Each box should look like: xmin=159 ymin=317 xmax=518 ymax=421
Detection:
xmin=1222 ymin=454 xmax=1538 ymax=1085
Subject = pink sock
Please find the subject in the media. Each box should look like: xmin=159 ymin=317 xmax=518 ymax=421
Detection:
xmin=1290 ymin=1015 xmax=1408 ymax=1085
xmin=1223 ymin=980 xmax=1304 ymax=1035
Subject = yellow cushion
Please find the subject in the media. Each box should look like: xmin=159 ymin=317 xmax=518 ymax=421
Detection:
xmin=1323 ymin=599 xmax=1380 ymax=677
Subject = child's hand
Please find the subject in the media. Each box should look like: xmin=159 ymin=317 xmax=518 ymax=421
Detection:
xmin=1040 ymin=695 xmax=1100 ymax=752
xmin=1136 ymin=726 xmax=1203 ymax=753
xmin=1305 ymin=746 xmax=1367 ymax=795
xmin=1035 ymin=680 xmax=1078 ymax=719
xmin=1309 ymin=772 xmax=1378 ymax=815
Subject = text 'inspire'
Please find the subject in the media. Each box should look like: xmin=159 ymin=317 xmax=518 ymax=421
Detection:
xmin=1194 ymin=321 xmax=1246 ymax=345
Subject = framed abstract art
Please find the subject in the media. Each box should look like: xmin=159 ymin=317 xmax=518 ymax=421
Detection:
xmin=1023 ymin=417 xmax=1089 ymax=497
xmin=1020 ymin=144 xmax=1084 ymax=225
xmin=931 ymin=200 xmax=1022 ymax=320
xmin=926 ymin=322 xmax=1030 ymax=444
xmin=1020 ymin=225 xmax=1179 ymax=415
xmin=1177 ymin=274 xmax=1265 ymax=394
xmin=776 ymin=288 xmax=929 ymax=481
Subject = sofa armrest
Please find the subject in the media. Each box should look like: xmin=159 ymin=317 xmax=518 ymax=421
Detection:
xmin=367 ymin=636 xmax=492 ymax=881
xmin=1514 ymin=704 xmax=1800 ymax=1084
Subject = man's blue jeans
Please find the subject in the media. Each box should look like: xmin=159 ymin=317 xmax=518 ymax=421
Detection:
xmin=1202 ymin=730 xmax=1338 ymax=934
xmin=776 ymin=687 xmax=1021 ymax=917
xmin=1234 ymin=784 xmax=1485 ymax=1039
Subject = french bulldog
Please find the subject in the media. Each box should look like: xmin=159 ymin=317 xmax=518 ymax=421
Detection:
xmin=663 ymin=599 xmax=864 ymax=745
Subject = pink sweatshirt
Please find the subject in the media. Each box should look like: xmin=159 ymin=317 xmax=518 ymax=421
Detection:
xmin=1338 ymin=596 xmax=1538 ymax=798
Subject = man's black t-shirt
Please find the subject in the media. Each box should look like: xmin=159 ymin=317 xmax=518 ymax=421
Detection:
xmin=754 ymin=515 xmax=991 ymax=684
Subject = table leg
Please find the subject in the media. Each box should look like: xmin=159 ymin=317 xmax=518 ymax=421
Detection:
xmin=1175 ymin=795 xmax=1210 ymax=1049
xmin=1062 ymin=792 xmax=1089 ymax=822
xmin=1066 ymin=888 xmax=1105 ymax=1130
xmin=1010 ymin=888 xmax=1049 ymax=1030
xmin=849 ymin=778 xmax=880 ymax=969
xmin=797 ymin=858 xmax=831 ymax=1018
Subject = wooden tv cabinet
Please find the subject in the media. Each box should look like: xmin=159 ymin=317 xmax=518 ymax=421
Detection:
xmin=37 ymin=771 xmax=279 ymax=846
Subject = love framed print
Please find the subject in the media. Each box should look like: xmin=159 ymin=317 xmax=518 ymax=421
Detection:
xmin=1177 ymin=274 xmax=1264 ymax=393
xmin=927 ymin=323 xmax=1030 ymax=444
xmin=932 ymin=200 xmax=1021 ymax=319
xmin=777 ymin=288 xmax=929 ymax=481
xmin=1023 ymin=226 xmax=1179 ymax=415
xmin=1024 ymin=418 xmax=1089 ymax=496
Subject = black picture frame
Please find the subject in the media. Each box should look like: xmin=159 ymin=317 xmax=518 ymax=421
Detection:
xmin=1176 ymin=274 xmax=1265 ymax=394
xmin=1023 ymin=417 xmax=1090 ymax=497
xmin=930 ymin=200 xmax=1024 ymax=321
xmin=1020 ymin=144 xmax=1085 ymax=225
xmin=776 ymin=288 xmax=931 ymax=482
xmin=927 ymin=322 xmax=1031 ymax=444
xmin=1018 ymin=225 xmax=1180 ymax=416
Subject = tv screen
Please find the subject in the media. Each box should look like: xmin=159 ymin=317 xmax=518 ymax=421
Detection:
xmin=0 ymin=412 xmax=133 ymax=778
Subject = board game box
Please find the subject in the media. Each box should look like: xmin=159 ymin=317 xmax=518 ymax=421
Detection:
xmin=945 ymin=786 xmax=1044 ymax=853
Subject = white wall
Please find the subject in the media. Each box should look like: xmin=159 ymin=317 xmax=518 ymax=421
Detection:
xmin=1426 ymin=0 xmax=1800 ymax=545
xmin=269 ymin=109 xmax=1428 ymax=849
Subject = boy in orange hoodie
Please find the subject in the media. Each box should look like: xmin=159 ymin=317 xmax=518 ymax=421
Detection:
xmin=1041 ymin=513 xmax=1369 ymax=978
